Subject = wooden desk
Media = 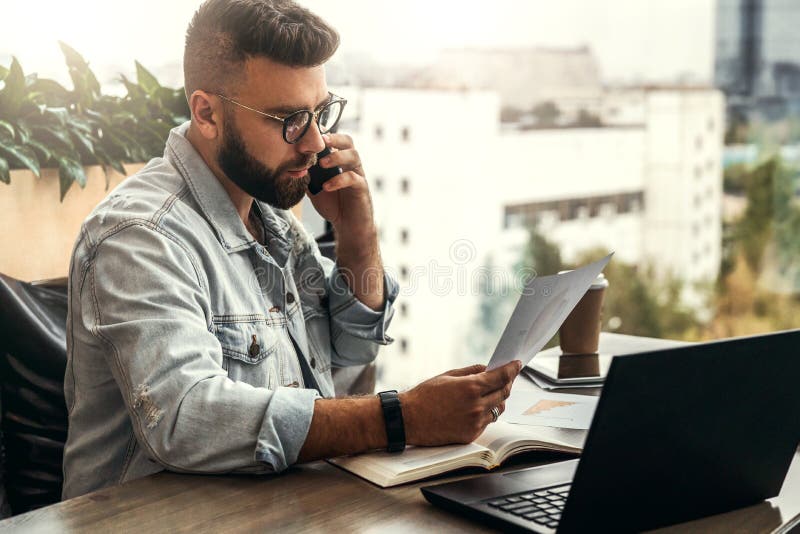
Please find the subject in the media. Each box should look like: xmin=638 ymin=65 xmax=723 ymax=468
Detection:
xmin=2 ymin=333 xmax=799 ymax=532
xmin=1 ymin=450 xmax=798 ymax=533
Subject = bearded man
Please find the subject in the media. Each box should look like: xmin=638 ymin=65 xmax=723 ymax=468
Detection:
xmin=62 ymin=0 xmax=520 ymax=498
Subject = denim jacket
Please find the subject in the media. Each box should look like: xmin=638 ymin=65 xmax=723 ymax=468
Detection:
xmin=62 ymin=122 xmax=397 ymax=499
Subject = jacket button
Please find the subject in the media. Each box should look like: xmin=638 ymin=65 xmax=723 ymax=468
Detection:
xmin=286 ymin=292 xmax=295 ymax=304
xmin=310 ymin=357 xmax=317 ymax=369
xmin=248 ymin=335 xmax=260 ymax=357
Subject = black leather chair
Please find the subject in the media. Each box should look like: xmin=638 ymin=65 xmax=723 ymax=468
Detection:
xmin=0 ymin=275 xmax=69 ymax=516
xmin=0 ymin=232 xmax=375 ymax=516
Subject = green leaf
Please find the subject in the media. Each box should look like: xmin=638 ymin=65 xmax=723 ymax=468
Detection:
xmin=43 ymin=107 xmax=70 ymax=126
xmin=15 ymin=121 xmax=31 ymax=144
xmin=135 ymin=61 xmax=161 ymax=96
xmin=57 ymin=157 xmax=85 ymax=201
xmin=59 ymin=41 xmax=101 ymax=97
xmin=0 ymin=57 xmax=27 ymax=116
xmin=119 ymin=74 xmax=146 ymax=100
xmin=69 ymin=129 xmax=94 ymax=155
xmin=25 ymin=138 xmax=52 ymax=164
xmin=31 ymin=124 xmax=74 ymax=151
xmin=0 ymin=157 xmax=9 ymax=184
xmin=28 ymin=78 xmax=71 ymax=104
xmin=0 ymin=140 xmax=40 ymax=176
xmin=0 ymin=120 xmax=14 ymax=142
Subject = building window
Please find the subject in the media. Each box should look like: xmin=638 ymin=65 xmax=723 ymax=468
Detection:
xmin=400 ymin=302 xmax=408 ymax=317
xmin=401 ymin=178 xmax=410 ymax=194
xmin=401 ymin=126 xmax=411 ymax=142
xmin=400 ymin=265 xmax=409 ymax=280
xmin=400 ymin=228 xmax=409 ymax=243
xmin=374 ymin=125 xmax=383 ymax=140
xmin=374 ymin=176 xmax=384 ymax=191
xmin=400 ymin=338 xmax=408 ymax=354
xmin=695 ymin=135 xmax=703 ymax=150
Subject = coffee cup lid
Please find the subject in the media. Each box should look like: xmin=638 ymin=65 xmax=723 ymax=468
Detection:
xmin=557 ymin=270 xmax=609 ymax=290
xmin=590 ymin=273 xmax=609 ymax=289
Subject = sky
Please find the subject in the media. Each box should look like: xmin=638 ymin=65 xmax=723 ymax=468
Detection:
xmin=1 ymin=0 xmax=716 ymax=89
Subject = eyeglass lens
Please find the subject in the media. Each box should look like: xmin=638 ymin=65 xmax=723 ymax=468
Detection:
xmin=284 ymin=100 xmax=345 ymax=143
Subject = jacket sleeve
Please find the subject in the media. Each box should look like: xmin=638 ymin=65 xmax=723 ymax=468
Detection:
xmin=322 ymin=256 xmax=399 ymax=367
xmin=84 ymin=223 xmax=318 ymax=474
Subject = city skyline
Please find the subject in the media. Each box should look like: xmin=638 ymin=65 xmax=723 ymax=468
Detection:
xmin=2 ymin=0 xmax=715 ymax=90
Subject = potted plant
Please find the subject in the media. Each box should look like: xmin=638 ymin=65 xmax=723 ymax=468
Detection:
xmin=0 ymin=43 xmax=189 ymax=280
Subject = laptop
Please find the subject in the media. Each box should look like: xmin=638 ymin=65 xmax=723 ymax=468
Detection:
xmin=421 ymin=330 xmax=800 ymax=533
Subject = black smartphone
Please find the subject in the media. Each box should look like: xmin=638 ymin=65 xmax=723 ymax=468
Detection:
xmin=308 ymin=146 xmax=342 ymax=194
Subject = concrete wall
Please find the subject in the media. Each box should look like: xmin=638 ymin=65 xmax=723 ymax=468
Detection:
xmin=0 ymin=164 xmax=142 ymax=281
xmin=0 ymin=163 xmax=302 ymax=282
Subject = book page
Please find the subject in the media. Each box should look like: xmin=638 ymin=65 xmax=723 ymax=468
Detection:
xmin=328 ymin=441 xmax=491 ymax=486
xmin=474 ymin=421 xmax=585 ymax=462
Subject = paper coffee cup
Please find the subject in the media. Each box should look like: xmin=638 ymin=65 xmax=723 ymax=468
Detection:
xmin=559 ymin=273 xmax=608 ymax=354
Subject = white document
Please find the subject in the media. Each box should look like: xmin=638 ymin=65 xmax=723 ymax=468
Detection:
xmin=487 ymin=253 xmax=613 ymax=370
xmin=503 ymin=390 xmax=598 ymax=430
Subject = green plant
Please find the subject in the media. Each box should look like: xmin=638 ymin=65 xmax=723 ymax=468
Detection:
xmin=0 ymin=42 xmax=189 ymax=200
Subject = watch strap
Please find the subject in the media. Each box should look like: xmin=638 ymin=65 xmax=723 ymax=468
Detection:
xmin=377 ymin=390 xmax=406 ymax=453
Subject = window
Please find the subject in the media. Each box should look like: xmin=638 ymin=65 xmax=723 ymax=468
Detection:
xmin=400 ymin=338 xmax=408 ymax=354
xmin=401 ymin=126 xmax=411 ymax=142
xmin=400 ymin=302 xmax=408 ymax=317
xmin=374 ymin=176 xmax=384 ymax=191
xmin=400 ymin=228 xmax=409 ymax=243
xmin=401 ymin=178 xmax=410 ymax=194
xmin=374 ymin=125 xmax=383 ymax=140
xmin=400 ymin=265 xmax=409 ymax=280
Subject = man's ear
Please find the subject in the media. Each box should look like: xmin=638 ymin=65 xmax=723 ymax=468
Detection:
xmin=189 ymin=90 xmax=222 ymax=140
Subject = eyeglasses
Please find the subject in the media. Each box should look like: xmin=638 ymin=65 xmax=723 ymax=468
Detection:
xmin=213 ymin=92 xmax=347 ymax=144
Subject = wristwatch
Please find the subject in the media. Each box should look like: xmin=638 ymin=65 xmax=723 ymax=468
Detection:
xmin=377 ymin=390 xmax=406 ymax=453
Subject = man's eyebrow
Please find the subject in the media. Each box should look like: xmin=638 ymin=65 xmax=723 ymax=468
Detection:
xmin=264 ymin=94 xmax=331 ymax=115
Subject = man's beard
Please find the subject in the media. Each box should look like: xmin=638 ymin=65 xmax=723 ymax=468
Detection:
xmin=217 ymin=116 xmax=313 ymax=210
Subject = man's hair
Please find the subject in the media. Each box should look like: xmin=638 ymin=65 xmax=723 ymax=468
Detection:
xmin=183 ymin=0 xmax=340 ymax=101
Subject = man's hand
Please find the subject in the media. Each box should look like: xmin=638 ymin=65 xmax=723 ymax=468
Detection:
xmin=307 ymin=132 xmax=384 ymax=311
xmin=400 ymin=360 xmax=523 ymax=446
xmin=307 ymin=132 xmax=372 ymax=232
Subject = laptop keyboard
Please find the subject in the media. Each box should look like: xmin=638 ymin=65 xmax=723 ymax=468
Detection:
xmin=485 ymin=483 xmax=571 ymax=529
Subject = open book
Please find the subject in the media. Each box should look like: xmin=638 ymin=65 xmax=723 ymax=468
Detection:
xmin=328 ymin=421 xmax=584 ymax=487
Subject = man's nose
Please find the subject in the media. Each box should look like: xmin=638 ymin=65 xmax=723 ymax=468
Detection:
xmin=296 ymin=120 xmax=326 ymax=154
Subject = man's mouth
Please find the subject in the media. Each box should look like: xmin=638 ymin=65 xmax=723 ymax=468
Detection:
xmin=286 ymin=167 xmax=310 ymax=178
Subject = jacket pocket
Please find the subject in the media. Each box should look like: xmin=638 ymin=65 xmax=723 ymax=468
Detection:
xmin=301 ymin=303 xmax=332 ymax=374
xmin=211 ymin=315 xmax=281 ymax=389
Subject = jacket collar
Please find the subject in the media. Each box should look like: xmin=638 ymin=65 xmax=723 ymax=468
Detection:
xmin=164 ymin=122 xmax=293 ymax=255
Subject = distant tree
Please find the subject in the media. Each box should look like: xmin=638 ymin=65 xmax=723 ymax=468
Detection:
xmin=572 ymin=249 xmax=698 ymax=340
xmin=518 ymin=224 xmax=563 ymax=276
xmin=531 ymin=101 xmax=561 ymax=128
xmin=500 ymin=106 xmax=524 ymax=123
xmin=572 ymin=109 xmax=603 ymax=128
xmin=723 ymin=163 xmax=749 ymax=195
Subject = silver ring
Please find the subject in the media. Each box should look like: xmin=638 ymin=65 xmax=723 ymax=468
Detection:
xmin=490 ymin=406 xmax=500 ymax=422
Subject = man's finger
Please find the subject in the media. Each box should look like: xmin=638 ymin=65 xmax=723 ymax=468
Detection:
xmin=320 ymin=147 xmax=360 ymax=171
xmin=321 ymin=171 xmax=363 ymax=192
xmin=323 ymin=132 xmax=353 ymax=150
xmin=443 ymin=364 xmax=486 ymax=377
xmin=478 ymin=360 xmax=521 ymax=395
xmin=482 ymin=384 xmax=511 ymax=409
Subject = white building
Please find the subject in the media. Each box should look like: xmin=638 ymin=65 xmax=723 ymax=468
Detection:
xmin=304 ymin=85 xmax=724 ymax=388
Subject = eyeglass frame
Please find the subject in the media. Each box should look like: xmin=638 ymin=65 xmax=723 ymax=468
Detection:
xmin=212 ymin=91 xmax=347 ymax=144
